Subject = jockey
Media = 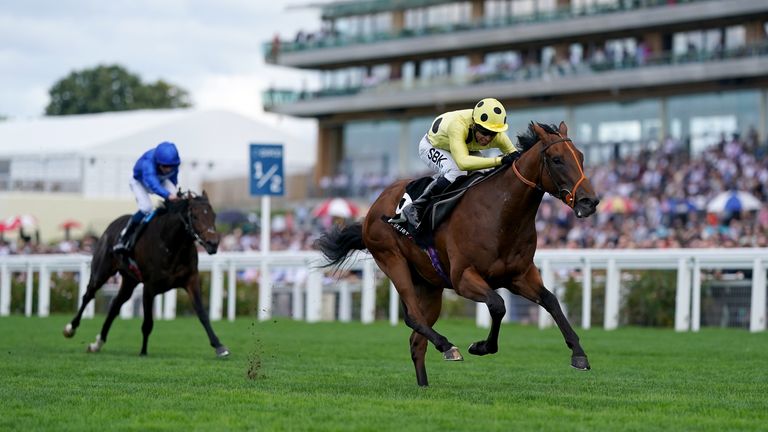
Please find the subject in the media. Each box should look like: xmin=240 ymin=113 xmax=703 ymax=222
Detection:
xmin=113 ymin=141 xmax=181 ymax=253
xmin=402 ymin=98 xmax=521 ymax=229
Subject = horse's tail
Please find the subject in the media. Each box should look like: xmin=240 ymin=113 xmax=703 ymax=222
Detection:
xmin=314 ymin=222 xmax=366 ymax=268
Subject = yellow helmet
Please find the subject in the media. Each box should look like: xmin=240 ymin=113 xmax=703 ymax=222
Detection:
xmin=472 ymin=98 xmax=508 ymax=133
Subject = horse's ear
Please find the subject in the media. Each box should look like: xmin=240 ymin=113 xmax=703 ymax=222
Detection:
xmin=532 ymin=122 xmax=547 ymax=140
xmin=202 ymin=190 xmax=208 ymax=199
xmin=558 ymin=121 xmax=568 ymax=136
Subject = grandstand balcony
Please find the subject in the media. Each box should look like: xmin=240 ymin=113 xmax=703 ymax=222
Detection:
xmin=263 ymin=42 xmax=768 ymax=117
xmin=264 ymin=0 xmax=768 ymax=69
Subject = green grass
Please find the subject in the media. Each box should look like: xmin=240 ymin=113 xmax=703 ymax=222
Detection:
xmin=0 ymin=316 xmax=766 ymax=431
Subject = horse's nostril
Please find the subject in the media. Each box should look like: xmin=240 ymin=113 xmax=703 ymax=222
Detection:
xmin=579 ymin=197 xmax=598 ymax=206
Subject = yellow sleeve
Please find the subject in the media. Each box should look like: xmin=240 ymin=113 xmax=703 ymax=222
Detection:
xmin=447 ymin=122 xmax=502 ymax=170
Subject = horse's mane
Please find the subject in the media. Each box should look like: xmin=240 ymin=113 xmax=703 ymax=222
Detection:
xmin=482 ymin=122 xmax=560 ymax=177
xmin=517 ymin=122 xmax=559 ymax=153
xmin=155 ymin=191 xmax=208 ymax=217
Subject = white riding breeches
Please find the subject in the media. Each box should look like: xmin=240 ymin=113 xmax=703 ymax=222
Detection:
xmin=129 ymin=178 xmax=175 ymax=214
xmin=417 ymin=134 xmax=466 ymax=182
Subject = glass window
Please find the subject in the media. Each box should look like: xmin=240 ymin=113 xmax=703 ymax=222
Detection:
xmin=408 ymin=117 xmax=434 ymax=175
xmin=506 ymin=106 xmax=568 ymax=137
xmin=667 ymin=90 xmax=761 ymax=154
xmin=572 ymin=99 xmax=661 ymax=164
xmin=725 ymin=25 xmax=746 ymax=50
xmin=343 ymin=120 xmax=400 ymax=180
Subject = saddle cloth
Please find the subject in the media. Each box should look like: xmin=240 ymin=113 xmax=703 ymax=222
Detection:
xmin=390 ymin=171 xmax=489 ymax=235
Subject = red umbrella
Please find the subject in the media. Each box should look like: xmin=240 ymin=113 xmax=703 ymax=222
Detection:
xmin=59 ymin=219 xmax=82 ymax=230
xmin=1 ymin=214 xmax=38 ymax=230
xmin=2 ymin=216 xmax=21 ymax=231
xmin=312 ymin=198 xmax=360 ymax=218
xmin=599 ymin=196 xmax=635 ymax=214
xmin=59 ymin=219 xmax=82 ymax=241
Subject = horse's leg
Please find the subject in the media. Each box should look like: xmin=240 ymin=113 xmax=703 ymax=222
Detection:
xmin=139 ymin=286 xmax=155 ymax=356
xmin=87 ymin=275 xmax=139 ymax=353
xmin=454 ymin=268 xmax=506 ymax=356
xmin=186 ymin=273 xmax=230 ymax=358
xmin=376 ymin=255 xmax=458 ymax=360
xmin=409 ymin=283 xmax=443 ymax=387
xmin=64 ymin=259 xmax=115 ymax=338
xmin=513 ymin=266 xmax=590 ymax=370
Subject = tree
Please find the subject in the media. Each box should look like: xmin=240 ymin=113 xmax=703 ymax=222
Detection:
xmin=45 ymin=64 xmax=191 ymax=115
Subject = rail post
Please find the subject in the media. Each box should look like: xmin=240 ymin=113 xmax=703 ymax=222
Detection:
xmin=0 ymin=263 xmax=9 ymax=316
xmin=227 ymin=261 xmax=236 ymax=322
xmin=750 ymin=258 xmax=767 ymax=332
xmin=539 ymin=259 xmax=554 ymax=329
xmin=361 ymin=259 xmax=375 ymax=324
xmin=674 ymin=257 xmax=691 ymax=332
xmin=691 ymin=258 xmax=701 ymax=332
xmin=604 ymin=258 xmax=620 ymax=330
xmin=38 ymin=264 xmax=50 ymax=317
xmin=581 ymin=258 xmax=592 ymax=329
xmin=389 ymin=281 xmax=398 ymax=325
xmin=305 ymin=269 xmax=322 ymax=323
xmin=79 ymin=260 xmax=94 ymax=319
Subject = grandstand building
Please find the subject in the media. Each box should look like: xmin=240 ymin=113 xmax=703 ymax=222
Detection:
xmin=263 ymin=0 xmax=768 ymax=190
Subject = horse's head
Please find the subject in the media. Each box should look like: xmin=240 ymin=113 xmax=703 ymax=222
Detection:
xmin=515 ymin=122 xmax=599 ymax=218
xmin=179 ymin=190 xmax=220 ymax=254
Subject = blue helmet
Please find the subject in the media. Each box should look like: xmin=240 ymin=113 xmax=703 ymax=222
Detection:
xmin=154 ymin=141 xmax=180 ymax=166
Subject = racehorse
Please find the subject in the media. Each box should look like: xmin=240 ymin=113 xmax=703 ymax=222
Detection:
xmin=316 ymin=122 xmax=599 ymax=386
xmin=63 ymin=191 xmax=230 ymax=358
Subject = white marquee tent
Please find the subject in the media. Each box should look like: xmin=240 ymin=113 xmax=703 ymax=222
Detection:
xmin=0 ymin=109 xmax=316 ymax=198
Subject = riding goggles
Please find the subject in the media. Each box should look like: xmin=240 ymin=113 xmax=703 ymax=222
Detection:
xmin=475 ymin=124 xmax=498 ymax=138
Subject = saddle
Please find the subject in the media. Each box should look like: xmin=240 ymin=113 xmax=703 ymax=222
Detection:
xmin=387 ymin=167 xmax=503 ymax=247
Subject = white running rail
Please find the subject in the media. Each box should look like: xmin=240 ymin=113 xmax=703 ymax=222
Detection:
xmin=0 ymin=248 xmax=765 ymax=332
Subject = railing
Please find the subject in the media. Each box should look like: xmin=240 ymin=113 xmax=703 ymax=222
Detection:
xmin=0 ymin=248 xmax=765 ymax=332
xmin=263 ymin=42 xmax=768 ymax=109
xmin=264 ymin=0 xmax=706 ymax=57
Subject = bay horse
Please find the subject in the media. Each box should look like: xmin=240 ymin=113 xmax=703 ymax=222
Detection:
xmin=63 ymin=191 xmax=230 ymax=358
xmin=316 ymin=122 xmax=599 ymax=386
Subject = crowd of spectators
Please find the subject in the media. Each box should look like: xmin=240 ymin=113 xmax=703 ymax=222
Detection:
xmin=537 ymin=129 xmax=768 ymax=249
xmin=1 ymin=130 xmax=766 ymax=255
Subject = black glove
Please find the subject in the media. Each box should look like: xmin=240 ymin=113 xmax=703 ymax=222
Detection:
xmin=500 ymin=152 xmax=520 ymax=165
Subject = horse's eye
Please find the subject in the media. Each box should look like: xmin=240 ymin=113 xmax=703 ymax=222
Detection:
xmin=552 ymin=156 xmax=564 ymax=165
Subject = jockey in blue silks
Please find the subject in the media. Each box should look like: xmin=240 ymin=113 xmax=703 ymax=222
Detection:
xmin=113 ymin=141 xmax=181 ymax=253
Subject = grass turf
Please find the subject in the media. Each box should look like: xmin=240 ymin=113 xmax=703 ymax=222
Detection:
xmin=0 ymin=315 xmax=766 ymax=431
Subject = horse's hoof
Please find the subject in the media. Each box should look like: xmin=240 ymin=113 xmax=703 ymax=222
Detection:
xmin=468 ymin=341 xmax=497 ymax=356
xmin=442 ymin=346 xmax=463 ymax=361
xmin=216 ymin=346 xmax=231 ymax=358
xmin=87 ymin=335 xmax=103 ymax=353
xmin=571 ymin=355 xmax=591 ymax=371
xmin=63 ymin=323 xmax=75 ymax=338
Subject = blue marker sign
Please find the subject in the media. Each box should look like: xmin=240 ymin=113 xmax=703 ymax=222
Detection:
xmin=249 ymin=144 xmax=284 ymax=196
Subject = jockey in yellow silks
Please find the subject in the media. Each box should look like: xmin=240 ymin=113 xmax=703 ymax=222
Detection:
xmin=402 ymin=98 xmax=521 ymax=228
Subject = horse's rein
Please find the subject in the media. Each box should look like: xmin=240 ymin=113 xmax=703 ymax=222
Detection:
xmin=512 ymin=136 xmax=587 ymax=208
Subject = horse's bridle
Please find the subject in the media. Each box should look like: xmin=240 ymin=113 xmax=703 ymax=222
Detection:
xmin=512 ymin=136 xmax=587 ymax=208
xmin=178 ymin=200 xmax=217 ymax=250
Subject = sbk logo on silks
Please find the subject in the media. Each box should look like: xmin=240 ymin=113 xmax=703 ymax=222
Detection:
xmin=428 ymin=148 xmax=447 ymax=168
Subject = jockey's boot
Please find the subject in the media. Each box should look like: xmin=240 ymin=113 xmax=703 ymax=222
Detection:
xmin=402 ymin=176 xmax=451 ymax=229
xmin=113 ymin=211 xmax=145 ymax=254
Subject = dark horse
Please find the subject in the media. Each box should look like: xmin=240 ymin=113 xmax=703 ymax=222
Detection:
xmin=63 ymin=191 xmax=230 ymax=358
xmin=316 ymin=122 xmax=599 ymax=386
